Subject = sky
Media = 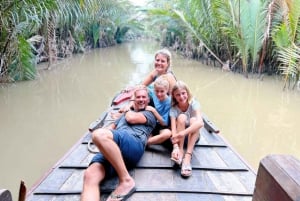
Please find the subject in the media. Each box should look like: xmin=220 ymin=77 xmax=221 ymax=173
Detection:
xmin=129 ymin=0 xmax=148 ymax=6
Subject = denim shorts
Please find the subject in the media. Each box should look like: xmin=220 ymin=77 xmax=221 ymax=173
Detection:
xmin=90 ymin=129 xmax=145 ymax=178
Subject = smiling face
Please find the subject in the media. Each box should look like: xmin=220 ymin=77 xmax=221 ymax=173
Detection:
xmin=154 ymin=76 xmax=169 ymax=101
xmin=133 ymin=87 xmax=149 ymax=111
xmin=154 ymin=85 xmax=168 ymax=101
xmin=154 ymin=53 xmax=170 ymax=75
xmin=173 ymin=88 xmax=189 ymax=105
xmin=171 ymin=81 xmax=192 ymax=107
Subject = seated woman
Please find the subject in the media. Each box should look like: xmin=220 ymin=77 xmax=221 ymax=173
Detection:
xmin=142 ymin=48 xmax=176 ymax=95
xmin=169 ymin=81 xmax=204 ymax=177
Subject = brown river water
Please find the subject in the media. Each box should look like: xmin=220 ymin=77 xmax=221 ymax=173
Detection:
xmin=1 ymin=40 xmax=300 ymax=200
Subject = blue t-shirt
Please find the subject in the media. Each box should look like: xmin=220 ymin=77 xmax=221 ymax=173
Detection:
xmin=115 ymin=110 xmax=156 ymax=145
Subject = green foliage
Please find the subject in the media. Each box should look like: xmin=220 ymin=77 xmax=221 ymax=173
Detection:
xmin=0 ymin=0 xmax=57 ymax=82
xmin=9 ymin=36 xmax=36 ymax=81
xmin=271 ymin=0 xmax=300 ymax=89
xmin=1 ymin=0 xmax=144 ymax=82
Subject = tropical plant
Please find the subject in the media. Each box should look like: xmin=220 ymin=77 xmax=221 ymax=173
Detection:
xmin=0 ymin=0 xmax=57 ymax=82
xmin=271 ymin=0 xmax=300 ymax=89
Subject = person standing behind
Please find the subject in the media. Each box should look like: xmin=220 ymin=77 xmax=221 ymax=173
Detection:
xmin=81 ymin=85 xmax=156 ymax=201
xmin=143 ymin=48 xmax=176 ymax=95
xmin=147 ymin=75 xmax=172 ymax=146
xmin=169 ymin=81 xmax=204 ymax=177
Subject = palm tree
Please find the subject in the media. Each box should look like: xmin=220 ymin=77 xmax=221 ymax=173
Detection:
xmin=271 ymin=0 xmax=300 ymax=89
xmin=0 ymin=0 xmax=57 ymax=82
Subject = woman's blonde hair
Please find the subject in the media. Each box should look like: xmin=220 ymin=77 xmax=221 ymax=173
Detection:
xmin=171 ymin=81 xmax=192 ymax=106
xmin=154 ymin=48 xmax=172 ymax=69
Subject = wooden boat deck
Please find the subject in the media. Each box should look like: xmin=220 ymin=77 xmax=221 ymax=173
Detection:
xmin=26 ymin=92 xmax=256 ymax=201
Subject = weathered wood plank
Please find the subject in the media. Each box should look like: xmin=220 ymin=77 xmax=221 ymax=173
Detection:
xmin=59 ymin=145 xmax=249 ymax=171
xmin=27 ymin=192 xmax=253 ymax=201
xmin=33 ymin=168 xmax=253 ymax=194
xmin=198 ymin=128 xmax=226 ymax=147
xmin=33 ymin=169 xmax=74 ymax=192
xmin=252 ymin=155 xmax=300 ymax=201
xmin=202 ymin=113 xmax=220 ymax=134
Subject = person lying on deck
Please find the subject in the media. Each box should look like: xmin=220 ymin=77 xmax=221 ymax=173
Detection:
xmin=170 ymin=81 xmax=204 ymax=178
xmin=81 ymin=85 xmax=156 ymax=201
xmin=117 ymin=76 xmax=172 ymax=148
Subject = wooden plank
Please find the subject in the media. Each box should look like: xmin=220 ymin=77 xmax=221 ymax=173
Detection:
xmin=33 ymin=169 xmax=75 ymax=192
xmin=207 ymin=171 xmax=249 ymax=194
xmin=215 ymin=147 xmax=249 ymax=169
xmin=28 ymin=192 xmax=252 ymax=201
xmin=253 ymin=154 xmax=300 ymax=201
xmin=59 ymin=145 xmax=249 ymax=171
xmin=198 ymin=128 xmax=226 ymax=147
xmin=32 ymin=169 xmax=253 ymax=194
xmin=202 ymin=113 xmax=220 ymax=134
xmin=60 ymin=144 xmax=90 ymax=166
xmin=60 ymin=170 xmax=84 ymax=191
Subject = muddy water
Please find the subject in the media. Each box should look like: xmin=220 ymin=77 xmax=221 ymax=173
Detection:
xmin=1 ymin=40 xmax=299 ymax=199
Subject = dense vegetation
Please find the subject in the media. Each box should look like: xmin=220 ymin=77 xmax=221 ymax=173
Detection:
xmin=1 ymin=0 xmax=300 ymax=89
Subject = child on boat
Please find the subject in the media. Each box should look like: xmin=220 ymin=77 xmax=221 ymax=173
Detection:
xmin=142 ymin=48 xmax=176 ymax=95
xmin=170 ymin=81 xmax=204 ymax=177
xmin=146 ymin=75 xmax=172 ymax=146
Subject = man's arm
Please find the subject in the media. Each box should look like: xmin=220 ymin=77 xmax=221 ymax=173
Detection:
xmin=125 ymin=110 xmax=147 ymax=124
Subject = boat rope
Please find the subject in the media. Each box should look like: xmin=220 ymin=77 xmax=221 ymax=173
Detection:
xmin=87 ymin=140 xmax=99 ymax=153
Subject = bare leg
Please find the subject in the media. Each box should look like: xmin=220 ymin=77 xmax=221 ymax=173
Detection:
xmin=92 ymin=128 xmax=135 ymax=200
xmin=171 ymin=114 xmax=187 ymax=162
xmin=185 ymin=117 xmax=201 ymax=156
xmin=81 ymin=163 xmax=105 ymax=201
xmin=181 ymin=117 xmax=201 ymax=176
xmin=147 ymin=129 xmax=171 ymax=145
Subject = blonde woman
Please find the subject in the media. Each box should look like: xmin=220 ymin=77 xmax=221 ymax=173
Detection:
xmin=143 ymin=48 xmax=176 ymax=94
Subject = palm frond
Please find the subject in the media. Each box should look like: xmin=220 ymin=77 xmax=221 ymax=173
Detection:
xmin=247 ymin=0 xmax=268 ymax=72
xmin=9 ymin=36 xmax=36 ymax=81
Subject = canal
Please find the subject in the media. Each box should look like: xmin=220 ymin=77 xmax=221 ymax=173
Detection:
xmin=1 ymin=40 xmax=299 ymax=200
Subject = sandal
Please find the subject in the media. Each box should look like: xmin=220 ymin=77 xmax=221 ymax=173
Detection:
xmin=181 ymin=152 xmax=192 ymax=177
xmin=170 ymin=144 xmax=182 ymax=165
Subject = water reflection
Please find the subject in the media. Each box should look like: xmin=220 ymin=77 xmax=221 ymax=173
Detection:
xmin=1 ymin=40 xmax=300 ymax=200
